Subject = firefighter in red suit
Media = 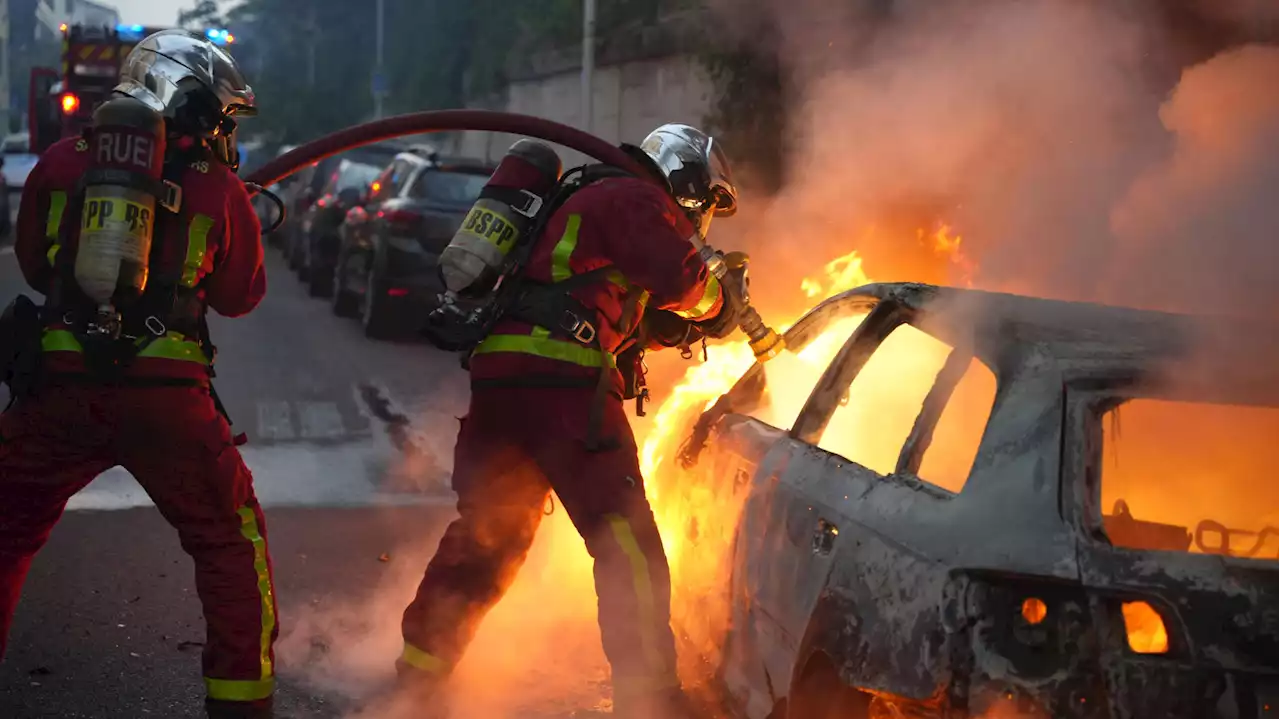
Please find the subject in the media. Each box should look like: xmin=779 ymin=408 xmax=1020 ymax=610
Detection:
xmin=0 ymin=31 xmax=275 ymax=719
xmin=399 ymin=124 xmax=742 ymax=718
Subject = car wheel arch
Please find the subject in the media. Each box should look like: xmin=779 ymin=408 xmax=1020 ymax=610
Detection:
xmin=787 ymin=587 xmax=953 ymax=717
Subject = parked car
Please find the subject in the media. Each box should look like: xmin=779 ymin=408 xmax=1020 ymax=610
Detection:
xmin=1 ymin=133 xmax=38 ymax=193
xmin=663 ymin=282 xmax=1277 ymax=719
xmin=283 ymin=141 xmax=404 ymax=268
xmin=255 ymin=144 xmax=297 ymax=246
xmin=331 ymin=147 xmax=494 ymax=339
xmin=296 ymin=157 xmax=384 ymax=296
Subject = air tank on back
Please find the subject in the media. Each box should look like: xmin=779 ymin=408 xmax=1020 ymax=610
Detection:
xmin=74 ymin=95 xmax=167 ymax=318
xmin=439 ymin=139 xmax=562 ymax=295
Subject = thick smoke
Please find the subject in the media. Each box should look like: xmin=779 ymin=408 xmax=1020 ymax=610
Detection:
xmin=708 ymin=0 xmax=1278 ymax=323
xmin=278 ymin=2 xmax=1275 ymax=715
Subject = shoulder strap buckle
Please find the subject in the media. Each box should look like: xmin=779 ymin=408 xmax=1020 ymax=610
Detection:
xmin=160 ymin=180 xmax=182 ymax=213
xmin=510 ymin=189 xmax=543 ymax=219
xmin=559 ymin=310 xmax=597 ymax=345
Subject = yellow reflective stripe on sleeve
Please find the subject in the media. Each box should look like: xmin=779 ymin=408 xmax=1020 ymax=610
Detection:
xmin=400 ymin=643 xmax=450 ymax=674
xmin=550 ymin=214 xmax=582 ymax=283
xmin=46 ymin=191 xmax=67 ymax=239
xmin=604 ymin=514 xmax=666 ymax=680
xmin=41 ymin=329 xmax=81 ymax=353
xmin=674 ymin=273 xmax=721 ymax=320
xmin=183 ymin=214 xmax=215 ymax=287
xmin=45 ymin=191 xmax=68 ymax=267
xmin=236 ymin=504 xmax=276 ymax=684
xmin=473 ymin=333 xmax=612 ymax=368
xmin=204 ymin=677 xmax=275 ymax=702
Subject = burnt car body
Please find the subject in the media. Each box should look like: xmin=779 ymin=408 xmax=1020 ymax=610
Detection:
xmin=670 ymin=282 xmax=1278 ymax=719
xmin=330 ymin=148 xmax=493 ymax=339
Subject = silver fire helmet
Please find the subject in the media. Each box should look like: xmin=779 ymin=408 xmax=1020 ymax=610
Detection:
xmin=637 ymin=124 xmax=738 ymax=224
xmin=115 ymin=29 xmax=255 ymax=144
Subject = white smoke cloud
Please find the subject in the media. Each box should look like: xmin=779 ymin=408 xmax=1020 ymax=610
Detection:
xmin=711 ymin=0 xmax=1277 ymax=322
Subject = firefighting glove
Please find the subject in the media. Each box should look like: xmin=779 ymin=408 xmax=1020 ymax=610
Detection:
xmin=696 ymin=251 xmax=750 ymax=340
xmin=644 ymin=308 xmax=703 ymax=349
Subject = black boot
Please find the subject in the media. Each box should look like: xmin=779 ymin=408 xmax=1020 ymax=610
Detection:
xmin=574 ymin=687 xmax=704 ymax=719
xmin=205 ymin=696 xmax=274 ymax=719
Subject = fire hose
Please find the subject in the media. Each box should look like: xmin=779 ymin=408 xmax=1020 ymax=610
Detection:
xmin=243 ymin=109 xmax=783 ymax=361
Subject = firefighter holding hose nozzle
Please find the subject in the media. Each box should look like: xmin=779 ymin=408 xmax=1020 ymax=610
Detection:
xmin=399 ymin=124 xmax=744 ymax=718
xmin=0 ymin=30 xmax=274 ymax=719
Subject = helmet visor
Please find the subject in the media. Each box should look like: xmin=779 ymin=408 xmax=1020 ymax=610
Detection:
xmin=706 ymin=137 xmax=737 ymax=217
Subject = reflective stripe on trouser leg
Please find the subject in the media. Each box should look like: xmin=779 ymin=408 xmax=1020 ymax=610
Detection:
xmin=400 ymin=642 xmax=450 ymax=674
xmin=595 ymin=513 xmax=680 ymax=700
xmin=204 ymin=503 xmax=277 ymax=702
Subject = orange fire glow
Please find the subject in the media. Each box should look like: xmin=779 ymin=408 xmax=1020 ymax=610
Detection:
xmin=638 ymin=226 xmax=981 ymax=689
xmin=1122 ymin=601 xmax=1170 ymax=654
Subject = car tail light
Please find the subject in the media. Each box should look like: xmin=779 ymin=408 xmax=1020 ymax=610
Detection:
xmin=61 ymin=93 xmax=80 ymax=115
xmin=387 ymin=288 xmax=410 ymax=297
xmin=378 ymin=208 xmax=421 ymax=233
xmin=1021 ymin=597 xmax=1048 ymax=625
xmin=316 ymin=194 xmax=332 ymax=208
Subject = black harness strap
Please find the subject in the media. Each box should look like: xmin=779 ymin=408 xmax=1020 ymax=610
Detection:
xmin=467 ymin=163 xmax=643 ymax=452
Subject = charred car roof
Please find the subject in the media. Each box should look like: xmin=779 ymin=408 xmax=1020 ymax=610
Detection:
xmin=790 ymin=282 xmax=1277 ymax=407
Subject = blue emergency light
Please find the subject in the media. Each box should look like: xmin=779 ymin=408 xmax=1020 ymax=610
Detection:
xmin=115 ymin=23 xmax=146 ymax=41
xmin=203 ymin=28 xmax=234 ymax=45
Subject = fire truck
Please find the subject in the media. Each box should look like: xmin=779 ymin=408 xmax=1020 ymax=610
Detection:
xmin=28 ymin=24 xmax=236 ymax=155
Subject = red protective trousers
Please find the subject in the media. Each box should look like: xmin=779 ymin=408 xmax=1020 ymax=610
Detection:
xmin=0 ymin=385 xmax=278 ymax=705
xmin=400 ymin=386 xmax=680 ymax=707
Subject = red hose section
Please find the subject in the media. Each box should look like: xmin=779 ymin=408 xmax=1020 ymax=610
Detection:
xmin=244 ymin=109 xmax=655 ymax=193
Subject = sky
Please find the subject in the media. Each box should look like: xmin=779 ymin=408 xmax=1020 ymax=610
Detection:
xmin=108 ymin=0 xmax=214 ymax=27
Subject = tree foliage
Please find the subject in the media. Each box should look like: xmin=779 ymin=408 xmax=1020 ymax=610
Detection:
xmin=177 ymin=0 xmax=225 ymax=29
xmin=219 ymin=0 xmax=784 ymax=187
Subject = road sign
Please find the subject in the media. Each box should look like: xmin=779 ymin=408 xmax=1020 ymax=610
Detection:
xmin=372 ymin=72 xmax=387 ymax=96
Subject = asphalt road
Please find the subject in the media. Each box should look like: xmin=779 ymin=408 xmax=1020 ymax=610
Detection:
xmin=0 ymin=240 xmax=617 ymax=718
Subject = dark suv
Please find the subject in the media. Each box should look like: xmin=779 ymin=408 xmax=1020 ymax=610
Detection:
xmin=331 ymin=147 xmax=494 ymax=339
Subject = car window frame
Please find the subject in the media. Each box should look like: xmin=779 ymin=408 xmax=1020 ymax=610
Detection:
xmin=326 ymin=159 xmax=382 ymax=196
xmin=790 ymin=299 xmax=994 ymax=494
xmin=372 ymin=157 xmax=422 ymax=203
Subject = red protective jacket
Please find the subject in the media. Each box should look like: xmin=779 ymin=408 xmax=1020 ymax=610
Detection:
xmin=469 ymin=175 xmax=723 ymax=394
xmin=16 ymin=136 xmax=265 ymax=381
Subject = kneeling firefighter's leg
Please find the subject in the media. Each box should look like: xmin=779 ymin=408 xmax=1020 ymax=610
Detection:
xmin=0 ymin=390 xmax=114 ymax=660
xmin=400 ymin=406 xmax=550 ymax=684
xmin=118 ymin=388 xmax=277 ymax=715
xmin=531 ymin=394 xmax=683 ymax=714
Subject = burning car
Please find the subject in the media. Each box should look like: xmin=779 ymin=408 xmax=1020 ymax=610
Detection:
xmin=652 ymin=282 xmax=1277 ymax=719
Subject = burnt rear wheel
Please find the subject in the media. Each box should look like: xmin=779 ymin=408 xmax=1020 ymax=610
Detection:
xmin=788 ymin=655 xmax=872 ymax=719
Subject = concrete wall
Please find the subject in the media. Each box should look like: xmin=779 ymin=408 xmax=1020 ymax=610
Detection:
xmin=448 ymin=53 xmax=714 ymax=169
xmin=0 ymin=0 xmax=10 ymax=133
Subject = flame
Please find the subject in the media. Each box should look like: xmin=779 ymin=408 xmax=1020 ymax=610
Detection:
xmin=1122 ymin=601 xmax=1169 ymax=654
xmin=922 ymin=224 xmax=977 ymax=287
xmin=639 ymin=224 xmax=979 ymax=689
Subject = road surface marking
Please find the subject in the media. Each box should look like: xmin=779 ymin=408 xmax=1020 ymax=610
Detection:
xmin=297 ymin=400 xmax=346 ymax=440
xmin=256 ymin=400 xmax=295 ymax=441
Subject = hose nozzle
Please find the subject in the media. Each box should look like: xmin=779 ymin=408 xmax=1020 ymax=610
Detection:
xmin=699 ymin=245 xmax=785 ymax=362
xmin=739 ymin=306 xmax=785 ymax=361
